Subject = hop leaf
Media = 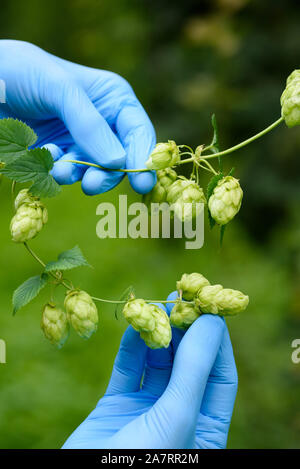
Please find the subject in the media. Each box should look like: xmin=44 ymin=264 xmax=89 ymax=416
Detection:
xmin=13 ymin=274 xmax=48 ymax=315
xmin=1 ymin=148 xmax=61 ymax=198
xmin=0 ymin=118 xmax=37 ymax=163
xmin=45 ymin=246 xmax=90 ymax=273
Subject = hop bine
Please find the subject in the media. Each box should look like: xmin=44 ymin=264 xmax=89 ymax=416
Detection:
xmin=41 ymin=304 xmax=69 ymax=348
xmin=208 ymin=176 xmax=243 ymax=225
xmin=64 ymin=290 xmax=98 ymax=339
xmin=281 ymin=69 xmax=300 ymax=127
xmin=146 ymin=141 xmax=180 ymax=170
xmin=10 ymin=192 xmax=48 ymax=243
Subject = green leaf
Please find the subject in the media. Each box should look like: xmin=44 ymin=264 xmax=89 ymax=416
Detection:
xmin=206 ymin=172 xmax=224 ymax=229
xmin=210 ymin=114 xmax=223 ymax=172
xmin=220 ymin=225 xmax=226 ymax=247
xmin=115 ymin=285 xmax=135 ymax=320
xmin=45 ymin=246 xmax=90 ymax=272
xmin=13 ymin=273 xmax=48 ymax=315
xmin=0 ymin=147 xmax=61 ymax=197
xmin=207 ymin=173 xmax=223 ymax=200
xmin=210 ymin=114 xmax=219 ymax=149
xmin=0 ymin=118 xmax=37 ymax=163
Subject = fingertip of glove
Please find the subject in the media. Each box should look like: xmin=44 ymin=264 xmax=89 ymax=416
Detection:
xmin=81 ymin=167 xmax=123 ymax=195
xmin=42 ymin=143 xmax=63 ymax=162
xmin=129 ymin=171 xmax=156 ymax=194
xmin=51 ymin=161 xmax=76 ymax=185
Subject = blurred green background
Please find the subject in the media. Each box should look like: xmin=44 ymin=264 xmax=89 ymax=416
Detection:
xmin=0 ymin=0 xmax=300 ymax=449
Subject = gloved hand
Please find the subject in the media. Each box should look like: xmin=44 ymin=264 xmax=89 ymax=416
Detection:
xmin=0 ymin=40 xmax=156 ymax=195
xmin=62 ymin=292 xmax=238 ymax=449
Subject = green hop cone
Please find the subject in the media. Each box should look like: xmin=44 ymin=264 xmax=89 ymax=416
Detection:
xmin=281 ymin=69 xmax=300 ymax=127
xmin=146 ymin=141 xmax=180 ymax=170
xmin=123 ymin=299 xmax=156 ymax=332
xmin=167 ymin=178 xmax=206 ymax=222
xmin=170 ymin=301 xmax=200 ymax=329
xmin=157 ymin=168 xmax=177 ymax=188
xmin=195 ymin=284 xmax=224 ymax=315
xmin=140 ymin=304 xmax=172 ymax=349
xmin=208 ymin=176 xmax=243 ymax=225
xmin=64 ymin=290 xmax=98 ymax=339
xmin=214 ymin=288 xmax=249 ymax=316
xmin=143 ymin=168 xmax=177 ymax=206
xmin=10 ymin=201 xmax=48 ymax=243
xmin=41 ymin=304 xmax=69 ymax=348
xmin=176 ymin=272 xmax=210 ymax=300
xmin=196 ymin=284 xmax=249 ymax=316
xmin=14 ymin=188 xmax=39 ymax=210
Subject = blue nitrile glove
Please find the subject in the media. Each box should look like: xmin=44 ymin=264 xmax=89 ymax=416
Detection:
xmin=0 ymin=40 xmax=156 ymax=195
xmin=62 ymin=292 xmax=238 ymax=449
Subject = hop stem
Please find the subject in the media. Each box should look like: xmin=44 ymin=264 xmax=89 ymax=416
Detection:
xmin=202 ymin=117 xmax=284 ymax=161
xmin=63 ymin=117 xmax=283 ymax=174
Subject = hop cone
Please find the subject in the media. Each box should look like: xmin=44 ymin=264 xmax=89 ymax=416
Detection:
xmin=140 ymin=305 xmax=172 ymax=349
xmin=10 ymin=201 xmax=48 ymax=243
xmin=196 ymin=284 xmax=249 ymax=316
xmin=65 ymin=290 xmax=98 ymax=339
xmin=146 ymin=141 xmax=179 ymax=170
xmin=167 ymin=178 xmax=206 ymax=221
xmin=143 ymin=168 xmax=177 ymax=206
xmin=176 ymin=272 xmax=210 ymax=300
xmin=170 ymin=301 xmax=200 ymax=329
xmin=123 ymin=299 xmax=155 ymax=332
xmin=208 ymin=176 xmax=243 ymax=225
xmin=196 ymin=284 xmax=223 ymax=315
xmin=214 ymin=288 xmax=249 ymax=316
xmin=41 ymin=304 xmax=69 ymax=348
xmin=281 ymin=70 xmax=300 ymax=127
xmin=14 ymin=189 xmax=39 ymax=210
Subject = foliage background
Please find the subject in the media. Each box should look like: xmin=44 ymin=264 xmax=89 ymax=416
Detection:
xmin=0 ymin=0 xmax=299 ymax=449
